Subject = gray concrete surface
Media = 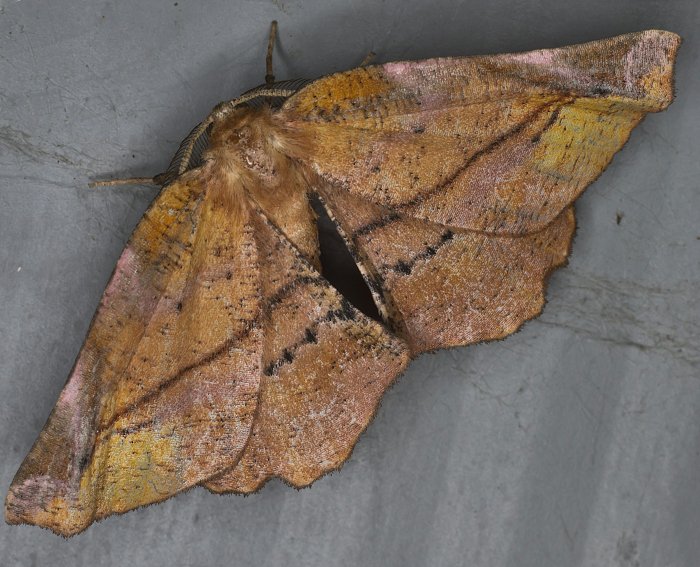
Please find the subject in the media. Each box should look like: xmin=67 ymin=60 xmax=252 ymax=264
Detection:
xmin=1 ymin=1 xmax=698 ymax=565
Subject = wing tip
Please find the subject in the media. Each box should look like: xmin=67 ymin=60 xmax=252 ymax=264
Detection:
xmin=619 ymin=29 xmax=681 ymax=111
xmin=542 ymin=29 xmax=681 ymax=112
xmin=4 ymin=478 xmax=86 ymax=538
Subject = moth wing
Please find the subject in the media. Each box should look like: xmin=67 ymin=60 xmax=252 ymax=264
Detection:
xmin=282 ymin=30 xmax=679 ymax=235
xmin=203 ymin=202 xmax=410 ymax=494
xmin=5 ymin=174 xmax=264 ymax=536
xmin=315 ymin=184 xmax=574 ymax=354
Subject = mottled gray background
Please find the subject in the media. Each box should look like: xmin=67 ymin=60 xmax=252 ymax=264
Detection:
xmin=1 ymin=0 xmax=698 ymax=565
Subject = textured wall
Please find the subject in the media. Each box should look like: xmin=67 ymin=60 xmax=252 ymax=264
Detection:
xmin=1 ymin=1 xmax=698 ymax=565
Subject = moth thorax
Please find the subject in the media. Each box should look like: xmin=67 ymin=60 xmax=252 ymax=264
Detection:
xmin=206 ymin=106 xmax=299 ymax=187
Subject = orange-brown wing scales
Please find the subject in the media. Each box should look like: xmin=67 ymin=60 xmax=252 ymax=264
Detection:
xmin=5 ymin=175 xmax=263 ymax=536
xmin=317 ymin=186 xmax=575 ymax=354
xmin=283 ymin=30 xmax=679 ymax=235
xmin=204 ymin=209 xmax=410 ymax=493
xmin=297 ymin=98 xmax=643 ymax=235
xmin=246 ymin=163 xmax=321 ymax=269
xmin=283 ymin=31 xmax=677 ymax=120
xmin=98 ymin=197 xmax=263 ymax=479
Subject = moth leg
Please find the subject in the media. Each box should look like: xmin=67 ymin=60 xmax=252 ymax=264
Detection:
xmin=265 ymin=20 xmax=278 ymax=85
xmin=88 ymin=176 xmax=160 ymax=188
xmin=359 ymin=51 xmax=376 ymax=66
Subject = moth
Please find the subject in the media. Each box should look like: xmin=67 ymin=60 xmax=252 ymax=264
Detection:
xmin=5 ymin=23 xmax=679 ymax=536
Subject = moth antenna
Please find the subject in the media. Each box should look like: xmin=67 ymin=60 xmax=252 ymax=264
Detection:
xmin=175 ymin=118 xmax=213 ymax=175
xmin=360 ymin=51 xmax=376 ymax=66
xmin=88 ymin=177 xmax=159 ymax=188
xmin=266 ymin=20 xmax=278 ymax=85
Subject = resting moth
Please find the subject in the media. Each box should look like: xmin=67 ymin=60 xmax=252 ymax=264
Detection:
xmin=5 ymin=23 xmax=680 ymax=536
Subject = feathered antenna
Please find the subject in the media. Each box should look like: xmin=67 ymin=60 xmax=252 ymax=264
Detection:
xmin=90 ymin=21 xmax=295 ymax=188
